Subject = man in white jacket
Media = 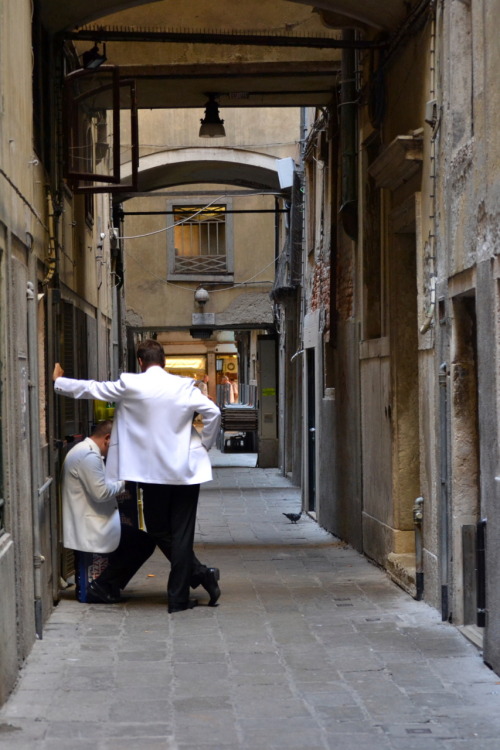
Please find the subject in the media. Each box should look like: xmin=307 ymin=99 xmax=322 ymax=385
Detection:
xmin=54 ymin=339 xmax=222 ymax=613
xmin=62 ymin=419 xmax=156 ymax=604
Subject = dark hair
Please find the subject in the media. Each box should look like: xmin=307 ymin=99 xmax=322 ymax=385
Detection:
xmin=91 ymin=419 xmax=113 ymax=437
xmin=136 ymin=338 xmax=165 ymax=366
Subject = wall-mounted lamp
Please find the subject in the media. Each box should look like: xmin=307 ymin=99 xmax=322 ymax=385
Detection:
xmin=194 ymin=285 xmax=210 ymax=307
xmin=199 ymin=94 xmax=225 ymax=138
xmin=82 ymin=43 xmax=107 ymax=70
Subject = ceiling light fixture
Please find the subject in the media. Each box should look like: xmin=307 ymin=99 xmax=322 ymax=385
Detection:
xmin=82 ymin=43 xmax=107 ymax=70
xmin=199 ymin=94 xmax=226 ymax=138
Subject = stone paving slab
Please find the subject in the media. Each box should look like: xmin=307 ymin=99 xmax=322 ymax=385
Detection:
xmin=1 ymin=463 xmax=500 ymax=749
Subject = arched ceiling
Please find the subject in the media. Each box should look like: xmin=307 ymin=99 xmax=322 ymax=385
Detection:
xmin=119 ymin=148 xmax=282 ymax=202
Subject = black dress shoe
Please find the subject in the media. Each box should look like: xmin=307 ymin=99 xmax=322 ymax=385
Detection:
xmin=87 ymin=579 xmax=122 ymax=604
xmin=168 ymin=599 xmax=198 ymax=614
xmin=202 ymin=567 xmax=221 ymax=607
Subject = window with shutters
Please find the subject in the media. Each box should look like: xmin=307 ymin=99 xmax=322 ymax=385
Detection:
xmin=60 ymin=302 xmax=93 ymax=438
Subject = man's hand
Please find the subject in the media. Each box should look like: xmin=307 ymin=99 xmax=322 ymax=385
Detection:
xmin=53 ymin=363 xmax=64 ymax=381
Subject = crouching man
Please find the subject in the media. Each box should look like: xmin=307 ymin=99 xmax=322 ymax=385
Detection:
xmin=61 ymin=419 xmax=156 ymax=603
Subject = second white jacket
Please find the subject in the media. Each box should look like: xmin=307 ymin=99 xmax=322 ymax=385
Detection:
xmin=62 ymin=437 xmax=124 ymax=553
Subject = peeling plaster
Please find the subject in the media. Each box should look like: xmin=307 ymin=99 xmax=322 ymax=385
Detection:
xmin=215 ymin=292 xmax=273 ymax=326
xmin=126 ymin=307 xmax=144 ymax=327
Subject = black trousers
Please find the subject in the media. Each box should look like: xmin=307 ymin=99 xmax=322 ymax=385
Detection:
xmin=141 ymin=483 xmax=200 ymax=608
xmin=95 ymin=523 xmax=156 ymax=590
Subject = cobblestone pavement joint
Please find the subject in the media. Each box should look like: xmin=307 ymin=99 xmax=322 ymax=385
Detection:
xmin=1 ymin=456 xmax=499 ymax=749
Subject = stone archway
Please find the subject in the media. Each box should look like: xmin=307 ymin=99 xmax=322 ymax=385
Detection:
xmin=119 ymin=147 xmax=283 ymax=200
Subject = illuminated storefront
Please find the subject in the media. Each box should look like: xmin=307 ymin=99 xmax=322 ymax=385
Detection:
xmin=164 ymin=356 xmax=207 ymax=379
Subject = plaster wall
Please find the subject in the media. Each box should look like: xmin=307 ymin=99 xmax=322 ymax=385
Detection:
xmin=0 ymin=534 xmax=17 ymax=704
xmin=0 ymin=0 xmax=45 ymax=703
xmin=0 ymin=0 xmax=121 ymax=704
xmin=0 ymin=1 xmax=35 ymax=235
xmin=439 ymin=0 xmax=500 ymax=279
xmin=122 ymin=106 xmax=299 ymax=333
xmin=435 ymin=0 xmax=500 ymax=647
xmin=59 ymin=192 xmax=114 ymax=319
xmin=135 ymin=108 xmax=301 ymax=160
xmin=355 ymin=21 xmax=435 ymax=579
xmin=321 ymin=319 xmax=362 ymax=552
xmin=124 ymin=187 xmax=276 ymax=329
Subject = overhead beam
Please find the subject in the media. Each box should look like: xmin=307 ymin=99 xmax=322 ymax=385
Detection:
xmin=118 ymin=61 xmax=339 ymax=80
xmin=122 ymin=209 xmax=290 ymax=215
xmin=115 ymin=61 xmax=339 ymax=107
xmin=66 ymin=26 xmax=387 ymax=49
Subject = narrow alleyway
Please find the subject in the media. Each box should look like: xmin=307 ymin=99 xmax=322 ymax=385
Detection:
xmin=1 ymin=457 xmax=499 ymax=750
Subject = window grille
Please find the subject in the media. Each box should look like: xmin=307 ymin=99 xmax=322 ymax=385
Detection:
xmin=173 ymin=205 xmax=227 ymax=275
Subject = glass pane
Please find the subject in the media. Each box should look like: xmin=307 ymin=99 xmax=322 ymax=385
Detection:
xmin=173 ymin=205 xmax=226 ymax=258
xmin=64 ymin=68 xmax=138 ymax=192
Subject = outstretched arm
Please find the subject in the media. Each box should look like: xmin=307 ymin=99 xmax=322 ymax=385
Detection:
xmin=53 ymin=363 xmax=64 ymax=380
xmin=53 ymin=363 xmax=127 ymax=402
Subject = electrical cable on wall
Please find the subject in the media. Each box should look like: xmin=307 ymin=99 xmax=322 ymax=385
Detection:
xmin=116 ymin=190 xmax=285 ymax=240
xmin=116 ymin=194 xmax=227 ymax=240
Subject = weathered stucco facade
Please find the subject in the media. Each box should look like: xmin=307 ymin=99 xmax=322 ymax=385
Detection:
xmin=294 ymin=0 xmax=500 ymax=675
xmin=121 ymin=117 xmax=298 ymax=315
xmin=2 ymin=0 xmax=500 ymax=704
xmin=0 ymin=0 xmax=123 ymax=702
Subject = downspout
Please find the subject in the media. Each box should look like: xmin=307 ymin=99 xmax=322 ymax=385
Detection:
xmin=44 ymin=31 xmax=65 ymax=604
xmin=44 ymin=186 xmax=63 ymax=604
xmin=413 ymin=497 xmax=424 ymax=600
xmin=27 ymin=280 xmax=45 ymax=638
xmin=42 ymin=189 xmax=58 ymax=287
xmin=439 ymin=361 xmax=450 ymax=620
xmin=339 ymin=29 xmax=358 ymax=240
xmin=274 ymin=196 xmax=280 ymax=266
xmin=112 ymin=203 xmax=126 ymax=372
xmin=420 ymin=4 xmax=439 ymax=335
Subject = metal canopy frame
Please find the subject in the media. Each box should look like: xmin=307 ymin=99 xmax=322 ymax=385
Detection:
xmin=63 ymin=65 xmax=139 ymax=193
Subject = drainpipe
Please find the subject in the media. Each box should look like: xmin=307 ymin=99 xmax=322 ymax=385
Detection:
xmin=438 ymin=362 xmax=450 ymax=620
xmin=27 ymin=281 xmax=45 ymax=638
xmin=339 ymin=29 xmax=358 ymax=240
xmin=476 ymin=519 xmax=486 ymax=627
xmin=413 ymin=496 xmax=424 ymax=600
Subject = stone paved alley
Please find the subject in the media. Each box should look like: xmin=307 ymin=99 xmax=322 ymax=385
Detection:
xmin=1 ymin=455 xmax=500 ymax=749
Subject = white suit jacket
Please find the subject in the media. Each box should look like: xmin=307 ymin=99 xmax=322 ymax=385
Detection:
xmin=62 ymin=437 xmax=125 ymax=553
xmin=55 ymin=366 xmax=221 ymax=485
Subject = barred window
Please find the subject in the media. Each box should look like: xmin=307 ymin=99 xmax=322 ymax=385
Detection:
xmin=167 ymin=202 xmax=233 ymax=281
